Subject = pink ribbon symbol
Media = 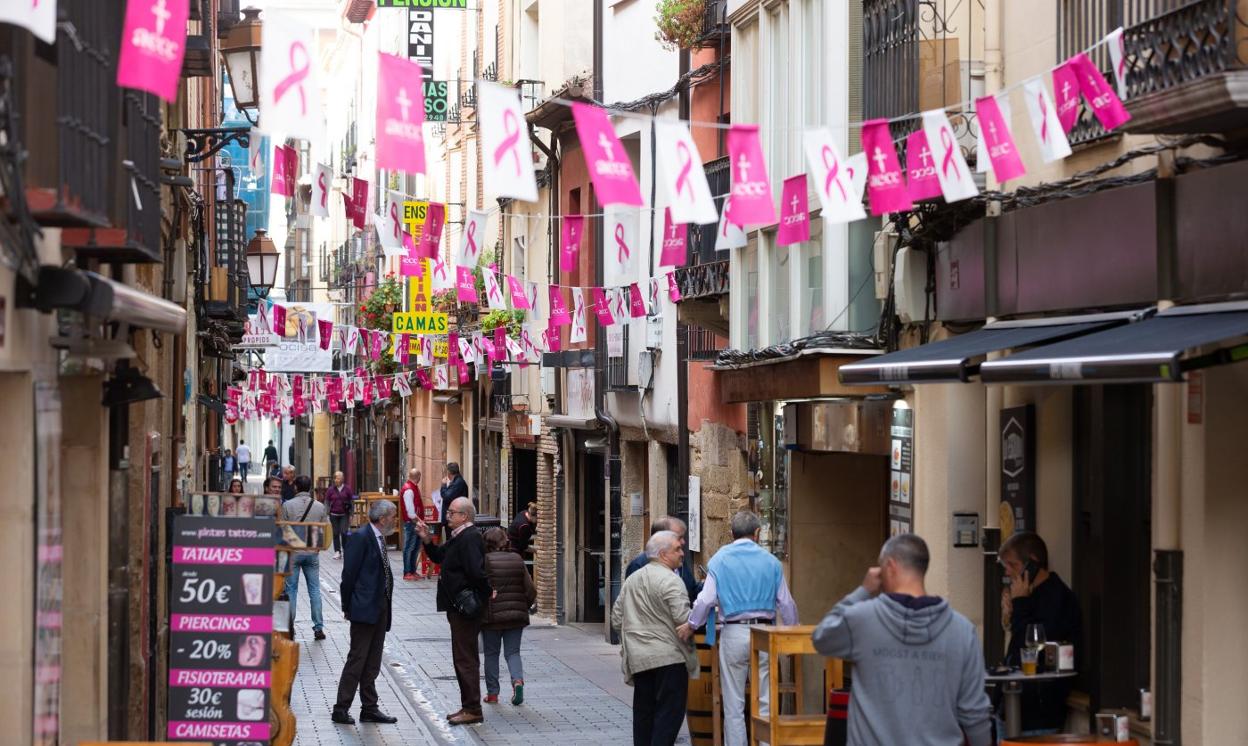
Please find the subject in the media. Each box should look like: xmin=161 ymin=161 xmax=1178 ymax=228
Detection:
xmin=674 ymin=141 xmax=694 ymax=202
xmin=494 ymin=110 xmax=522 ymax=176
xmin=318 ymin=171 xmax=328 ymax=208
xmin=273 ymin=42 xmax=311 ymax=115
xmin=433 ymin=255 xmax=447 ymax=280
xmin=821 ymin=145 xmax=847 ymax=201
xmin=940 ymin=128 xmax=959 ymax=179
xmin=488 ymin=272 xmax=503 ymax=302
xmin=390 ymin=202 xmax=400 ymax=240
xmin=466 ymin=220 xmax=478 ymax=257
xmin=1037 ymin=92 xmax=1049 ymax=144
xmin=614 ymin=223 xmax=630 ymax=263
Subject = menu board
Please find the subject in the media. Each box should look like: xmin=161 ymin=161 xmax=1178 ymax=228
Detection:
xmin=168 ymin=515 xmax=276 ymax=745
xmin=889 ymin=403 xmax=914 ymax=535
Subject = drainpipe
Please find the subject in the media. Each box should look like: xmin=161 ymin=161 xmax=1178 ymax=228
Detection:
xmin=674 ymin=48 xmax=691 ymax=526
xmin=1153 ymin=294 xmax=1183 ymax=745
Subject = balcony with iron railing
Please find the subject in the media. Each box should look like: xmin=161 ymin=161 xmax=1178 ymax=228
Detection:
xmin=698 ymin=0 xmax=730 ymax=44
xmin=203 ymin=198 xmax=248 ymax=321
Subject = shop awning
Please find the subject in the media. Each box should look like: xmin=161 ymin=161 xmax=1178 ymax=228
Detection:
xmin=838 ymin=313 xmax=1132 ymax=385
xmin=979 ymin=302 xmax=1248 ymax=384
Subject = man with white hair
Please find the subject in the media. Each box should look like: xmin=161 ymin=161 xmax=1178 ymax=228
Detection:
xmin=612 ymin=530 xmax=698 ymax=746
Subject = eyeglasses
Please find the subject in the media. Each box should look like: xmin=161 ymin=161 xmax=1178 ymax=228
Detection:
xmin=446 ymin=509 xmax=467 ymax=516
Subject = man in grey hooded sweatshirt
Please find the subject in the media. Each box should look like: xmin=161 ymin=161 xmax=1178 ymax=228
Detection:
xmin=812 ymin=533 xmax=992 ymax=746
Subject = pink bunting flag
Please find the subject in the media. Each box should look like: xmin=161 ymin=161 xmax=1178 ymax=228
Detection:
xmin=905 ymin=130 xmax=942 ymax=201
xmin=667 ymin=271 xmax=682 ymax=303
xmin=377 ymin=374 xmax=393 ymax=399
xmin=362 ymin=378 xmax=374 ymax=406
xmin=283 ymin=145 xmax=297 ymax=196
xmin=1052 ymin=62 xmax=1082 ymax=134
xmin=341 ymin=190 xmax=355 ymax=221
xmin=976 ymin=95 xmax=1027 ymax=183
xmin=659 ymin=208 xmax=688 ymax=268
xmin=416 ymin=370 xmax=431 ymax=390
xmin=370 ymin=330 xmax=386 ymax=360
xmin=777 ymin=174 xmax=811 ymax=247
xmin=352 ymin=178 xmax=369 ymax=229
xmin=860 ymin=119 xmax=913 ymax=216
xmin=116 ymin=0 xmax=190 ymax=102
xmin=376 ymin=53 xmax=427 ymax=175
xmin=549 ymin=286 xmax=571 ymax=326
xmin=400 ymin=233 xmax=422 ymax=276
xmin=1069 ymin=52 xmax=1131 ymax=131
xmin=447 ymin=331 xmax=459 ymax=371
xmin=272 ymin=146 xmax=291 ymax=197
xmin=628 ymin=283 xmax=646 ymax=318
xmin=507 ymin=275 xmax=530 ymax=309
xmin=318 ymin=319 xmax=333 ymax=350
xmin=456 ymin=265 xmax=478 ymax=304
xmin=417 ymin=202 xmax=446 ymax=260
xmin=544 ymin=316 xmax=563 ymax=353
xmin=560 ymin=215 xmax=585 ymax=272
xmin=271 ymin=303 xmax=286 ymax=336
xmin=571 ymin=103 xmax=644 ymax=206
xmin=457 ymin=359 xmax=470 ymax=384
xmin=591 ymin=287 xmax=615 ymax=327
xmin=725 ymin=125 xmax=777 ymax=225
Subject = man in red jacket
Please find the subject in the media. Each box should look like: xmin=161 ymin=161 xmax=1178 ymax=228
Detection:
xmin=400 ymin=468 xmax=424 ymax=581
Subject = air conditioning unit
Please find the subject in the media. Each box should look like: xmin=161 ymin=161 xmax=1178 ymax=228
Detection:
xmin=781 ymin=399 xmax=891 ymax=455
xmin=873 ymin=229 xmax=898 ymax=300
xmin=894 ymin=246 xmax=928 ymax=324
xmin=637 ymin=350 xmax=658 ymax=391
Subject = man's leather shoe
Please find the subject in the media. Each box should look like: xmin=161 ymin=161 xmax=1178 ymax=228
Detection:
xmin=448 ymin=710 xmax=483 ymax=725
xmin=359 ymin=709 xmax=399 ymax=724
xmin=331 ymin=709 xmax=355 ymax=725
xmin=314 ymin=629 xmax=326 ymax=640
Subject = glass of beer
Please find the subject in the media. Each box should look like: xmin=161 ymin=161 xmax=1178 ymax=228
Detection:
xmin=1021 ymin=646 xmax=1039 ymax=675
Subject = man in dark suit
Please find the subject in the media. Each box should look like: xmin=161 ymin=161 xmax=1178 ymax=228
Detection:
xmin=625 ymin=515 xmax=701 ymax=603
xmin=332 ymin=500 xmax=401 ymax=725
xmin=440 ymin=462 xmax=472 ymax=510
xmin=417 ymin=496 xmax=490 ymax=725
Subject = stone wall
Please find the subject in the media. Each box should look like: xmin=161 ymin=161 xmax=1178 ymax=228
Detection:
xmin=509 ymin=425 xmax=561 ymax=620
xmin=690 ymin=419 xmax=750 ymax=564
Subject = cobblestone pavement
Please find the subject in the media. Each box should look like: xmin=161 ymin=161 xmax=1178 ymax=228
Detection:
xmin=284 ymin=545 xmax=684 ymax=745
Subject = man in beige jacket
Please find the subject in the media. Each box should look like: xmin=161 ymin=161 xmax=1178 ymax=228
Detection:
xmin=611 ymin=530 xmax=698 ymax=746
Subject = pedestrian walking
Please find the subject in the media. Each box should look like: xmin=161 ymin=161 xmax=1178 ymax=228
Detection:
xmin=332 ymin=500 xmax=400 ymax=726
xmin=235 ymin=440 xmax=251 ymax=481
xmin=280 ymin=475 xmax=328 ymax=641
xmin=611 ymin=530 xmax=697 ymax=746
xmin=263 ymin=440 xmax=279 ymax=468
xmin=507 ymin=502 xmax=537 ymax=558
xmin=324 ymin=471 xmax=355 ymax=560
xmin=400 ymin=468 xmax=424 ymax=580
xmin=416 ymin=497 xmax=490 ymax=725
xmin=481 ymin=527 xmax=536 ymax=706
xmin=679 ymin=510 xmax=797 ymax=746
xmin=441 ymin=461 xmax=471 ymax=509
xmin=223 ymin=448 xmax=236 ymax=480
xmin=811 ymin=533 xmax=992 ymax=746
xmin=280 ymin=465 xmax=297 ymax=502
xmin=625 ymin=515 xmax=700 ymax=602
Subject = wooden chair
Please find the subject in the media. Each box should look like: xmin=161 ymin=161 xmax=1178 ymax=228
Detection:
xmin=749 ymin=625 xmax=844 ymax=746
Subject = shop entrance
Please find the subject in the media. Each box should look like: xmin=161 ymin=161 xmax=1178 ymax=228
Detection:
xmin=512 ymin=447 xmax=537 ymax=520
xmin=580 ymin=452 xmax=606 ymax=623
xmin=1073 ymin=384 xmax=1152 ymax=713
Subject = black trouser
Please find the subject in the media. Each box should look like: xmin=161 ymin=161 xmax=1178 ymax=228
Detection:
xmin=632 ymin=662 xmax=688 ymax=746
xmin=447 ymin=609 xmax=482 ymax=714
xmin=335 ymin=601 xmax=390 ymax=712
xmin=329 ymin=514 xmax=350 ymax=552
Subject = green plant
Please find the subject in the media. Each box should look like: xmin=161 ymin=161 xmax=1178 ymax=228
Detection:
xmin=357 ymin=273 xmax=403 ymax=332
xmin=480 ymin=308 xmax=526 ymax=337
xmin=654 ymin=0 xmax=705 ymax=51
xmin=432 ymin=288 xmax=458 ymax=313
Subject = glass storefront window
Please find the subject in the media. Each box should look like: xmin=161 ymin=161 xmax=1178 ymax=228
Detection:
xmin=801 ymin=246 xmax=824 ymax=337
xmin=745 ymin=242 xmax=759 ymax=350
xmin=750 ymin=401 xmax=789 ymax=558
xmin=769 ymin=238 xmax=791 ymax=345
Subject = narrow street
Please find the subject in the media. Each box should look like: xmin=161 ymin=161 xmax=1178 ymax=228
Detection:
xmin=286 ymin=547 xmax=659 ymax=746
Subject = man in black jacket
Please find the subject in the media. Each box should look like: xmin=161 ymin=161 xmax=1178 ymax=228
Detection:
xmin=332 ymin=500 xmax=401 ymax=726
xmin=417 ymin=497 xmax=490 ymax=725
xmin=441 ymin=462 xmax=472 ymax=510
xmin=625 ymin=515 xmax=701 ymax=603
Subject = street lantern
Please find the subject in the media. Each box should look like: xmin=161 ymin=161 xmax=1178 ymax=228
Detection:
xmin=222 ymin=7 xmax=263 ymax=118
xmin=246 ymin=229 xmax=279 ymax=298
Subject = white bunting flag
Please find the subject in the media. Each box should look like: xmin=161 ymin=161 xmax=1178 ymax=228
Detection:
xmin=715 ymin=198 xmax=747 ymax=251
xmin=457 ymin=335 xmax=474 ymax=364
xmin=434 ymin=365 xmax=449 ymax=390
xmin=607 ymin=207 xmax=639 ymax=274
xmin=920 ymin=110 xmax=978 ymax=203
xmin=459 ymin=210 xmax=488 ymax=266
xmin=472 ymin=333 xmax=487 ymax=366
xmin=1107 ymin=27 xmax=1127 ymax=98
xmin=570 ymin=288 xmax=588 ymax=344
xmin=505 ymin=335 xmax=524 ymax=363
xmin=430 ymin=254 xmax=454 ymax=292
xmin=394 ymin=371 xmax=412 ymax=397
xmin=525 ymin=281 xmax=542 ymax=320
xmin=655 ymin=120 xmax=719 ymax=225
xmin=0 ymin=0 xmax=57 ymax=44
xmin=648 ymin=277 xmax=663 ymax=315
xmin=482 ymin=268 xmax=507 ymax=311
xmin=846 ymin=152 xmax=869 ymax=205
xmin=260 ymin=11 xmax=322 ymax=141
xmin=1023 ymin=77 xmax=1073 ymax=164
xmin=249 ymin=128 xmax=265 ymax=174
xmin=377 ymin=190 xmax=405 ymax=254
xmin=803 ymin=128 xmax=866 ymax=225
xmin=344 ymin=326 xmax=361 ymax=355
xmin=479 ymin=82 xmax=538 ymax=202
xmin=311 ymin=162 xmax=332 ymax=217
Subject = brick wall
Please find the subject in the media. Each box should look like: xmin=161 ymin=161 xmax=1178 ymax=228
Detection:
xmin=505 ymin=425 xmax=562 ymax=619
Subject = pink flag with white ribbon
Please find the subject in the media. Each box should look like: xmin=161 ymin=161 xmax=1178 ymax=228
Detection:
xmin=116 ymin=0 xmax=190 ymax=102
xmin=560 ymin=215 xmax=584 ymax=272
xmin=860 ymin=119 xmax=913 ymax=216
xmin=318 ymin=319 xmax=333 ymax=350
xmin=572 ymin=103 xmax=644 ymax=206
xmin=479 ymin=82 xmax=538 ymax=202
xmin=376 ymin=52 xmax=427 ymax=174
xmin=311 ymin=163 xmax=332 ymax=218
xmin=592 ymin=287 xmax=615 ymax=327
xmin=628 ymin=284 xmax=647 ymax=318
xmin=456 ymin=265 xmax=478 ymax=304
xmin=260 ymin=11 xmax=321 ymax=141
xmin=459 ymin=210 xmax=487 ymax=266
xmin=655 ymin=120 xmax=718 ymax=225
xmin=507 ymin=276 xmax=530 ymax=309
xmin=1069 ymin=52 xmax=1131 ymax=131
xmin=660 ymin=208 xmax=688 ymax=268
xmin=920 ymin=110 xmax=978 ymax=203
xmin=1051 ymin=61 xmax=1082 ymax=134
xmin=1023 ymin=77 xmax=1073 ymax=164
xmin=802 ymin=128 xmax=865 ymax=225
xmin=416 ymin=202 xmax=445 ymax=260
xmin=777 ymin=174 xmax=811 ymax=247
xmin=726 ymin=125 xmax=777 ymax=226
xmin=905 ymin=130 xmax=942 ymax=201
xmin=976 ymin=95 xmax=1027 ymax=183
xmin=667 ymin=272 xmax=682 ymax=303
xmin=549 ymin=286 xmax=571 ymax=326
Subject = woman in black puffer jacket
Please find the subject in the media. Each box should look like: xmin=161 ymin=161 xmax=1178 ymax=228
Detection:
xmin=481 ymin=527 xmax=537 ymax=705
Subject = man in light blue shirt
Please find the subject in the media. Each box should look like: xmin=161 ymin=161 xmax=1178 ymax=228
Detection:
xmin=678 ymin=510 xmax=797 ymax=746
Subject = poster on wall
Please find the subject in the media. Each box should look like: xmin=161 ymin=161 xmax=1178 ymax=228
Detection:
xmin=687 ymin=475 xmax=702 ymax=552
xmin=265 ymin=302 xmax=334 ymax=372
xmin=167 ymin=515 xmax=276 ymax=745
xmin=1000 ymin=404 xmax=1035 ymax=536
xmin=889 ymin=402 xmax=914 ymax=536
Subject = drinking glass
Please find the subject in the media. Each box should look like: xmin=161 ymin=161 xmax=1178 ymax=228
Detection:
xmin=1020 ymin=647 xmax=1039 ymax=676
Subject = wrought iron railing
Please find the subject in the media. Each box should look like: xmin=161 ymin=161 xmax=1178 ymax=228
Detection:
xmin=689 ymin=157 xmax=730 ymax=265
xmin=607 ymin=325 xmax=629 ymax=391
xmin=687 ymin=324 xmax=726 ymax=361
xmin=675 ymin=259 xmax=729 ymax=301
xmin=122 ymin=91 xmax=162 ymax=257
xmin=864 ymin=0 xmax=920 ymax=122
xmin=1123 ymin=0 xmax=1247 ymax=98
xmin=699 ymin=0 xmax=730 ymax=43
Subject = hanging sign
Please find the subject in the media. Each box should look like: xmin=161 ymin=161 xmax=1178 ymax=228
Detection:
xmin=407 ymin=8 xmax=435 ymax=79
xmin=1000 ymin=404 xmax=1036 ymax=535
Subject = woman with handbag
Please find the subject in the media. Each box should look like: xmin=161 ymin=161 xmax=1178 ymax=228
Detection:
xmin=416 ymin=497 xmax=491 ymax=726
xmin=480 ymin=527 xmax=536 ymax=706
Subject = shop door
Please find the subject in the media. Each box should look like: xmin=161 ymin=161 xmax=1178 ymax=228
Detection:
xmin=581 ymin=452 xmax=606 ymax=623
xmin=512 ymin=448 xmax=537 ymax=521
xmin=1073 ymin=384 xmax=1152 ymax=712
xmin=384 ymin=436 xmax=400 ymax=493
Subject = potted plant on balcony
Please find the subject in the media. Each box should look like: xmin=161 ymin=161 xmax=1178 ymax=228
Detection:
xmin=654 ymin=0 xmax=705 ymax=50
xmin=480 ymin=308 xmax=525 ymax=338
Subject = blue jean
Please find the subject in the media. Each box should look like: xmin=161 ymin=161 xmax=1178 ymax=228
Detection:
xmin=286 ymin=553 xmax=323 ymax=631
xmin=482 ymin=627 xmax=524 ymax=695
xmin=238 ymin=462 xmax=249 ymax=480
xmin=403 ymin=521 xmax=421 ymax=575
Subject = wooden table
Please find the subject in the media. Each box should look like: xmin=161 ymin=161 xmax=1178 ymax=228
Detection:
xmin=748 ymin=625 xmax=843 ymax=746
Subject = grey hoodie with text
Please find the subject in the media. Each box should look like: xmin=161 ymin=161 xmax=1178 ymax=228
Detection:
xmin=812 ymin=587 xmax=992 ymax=746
